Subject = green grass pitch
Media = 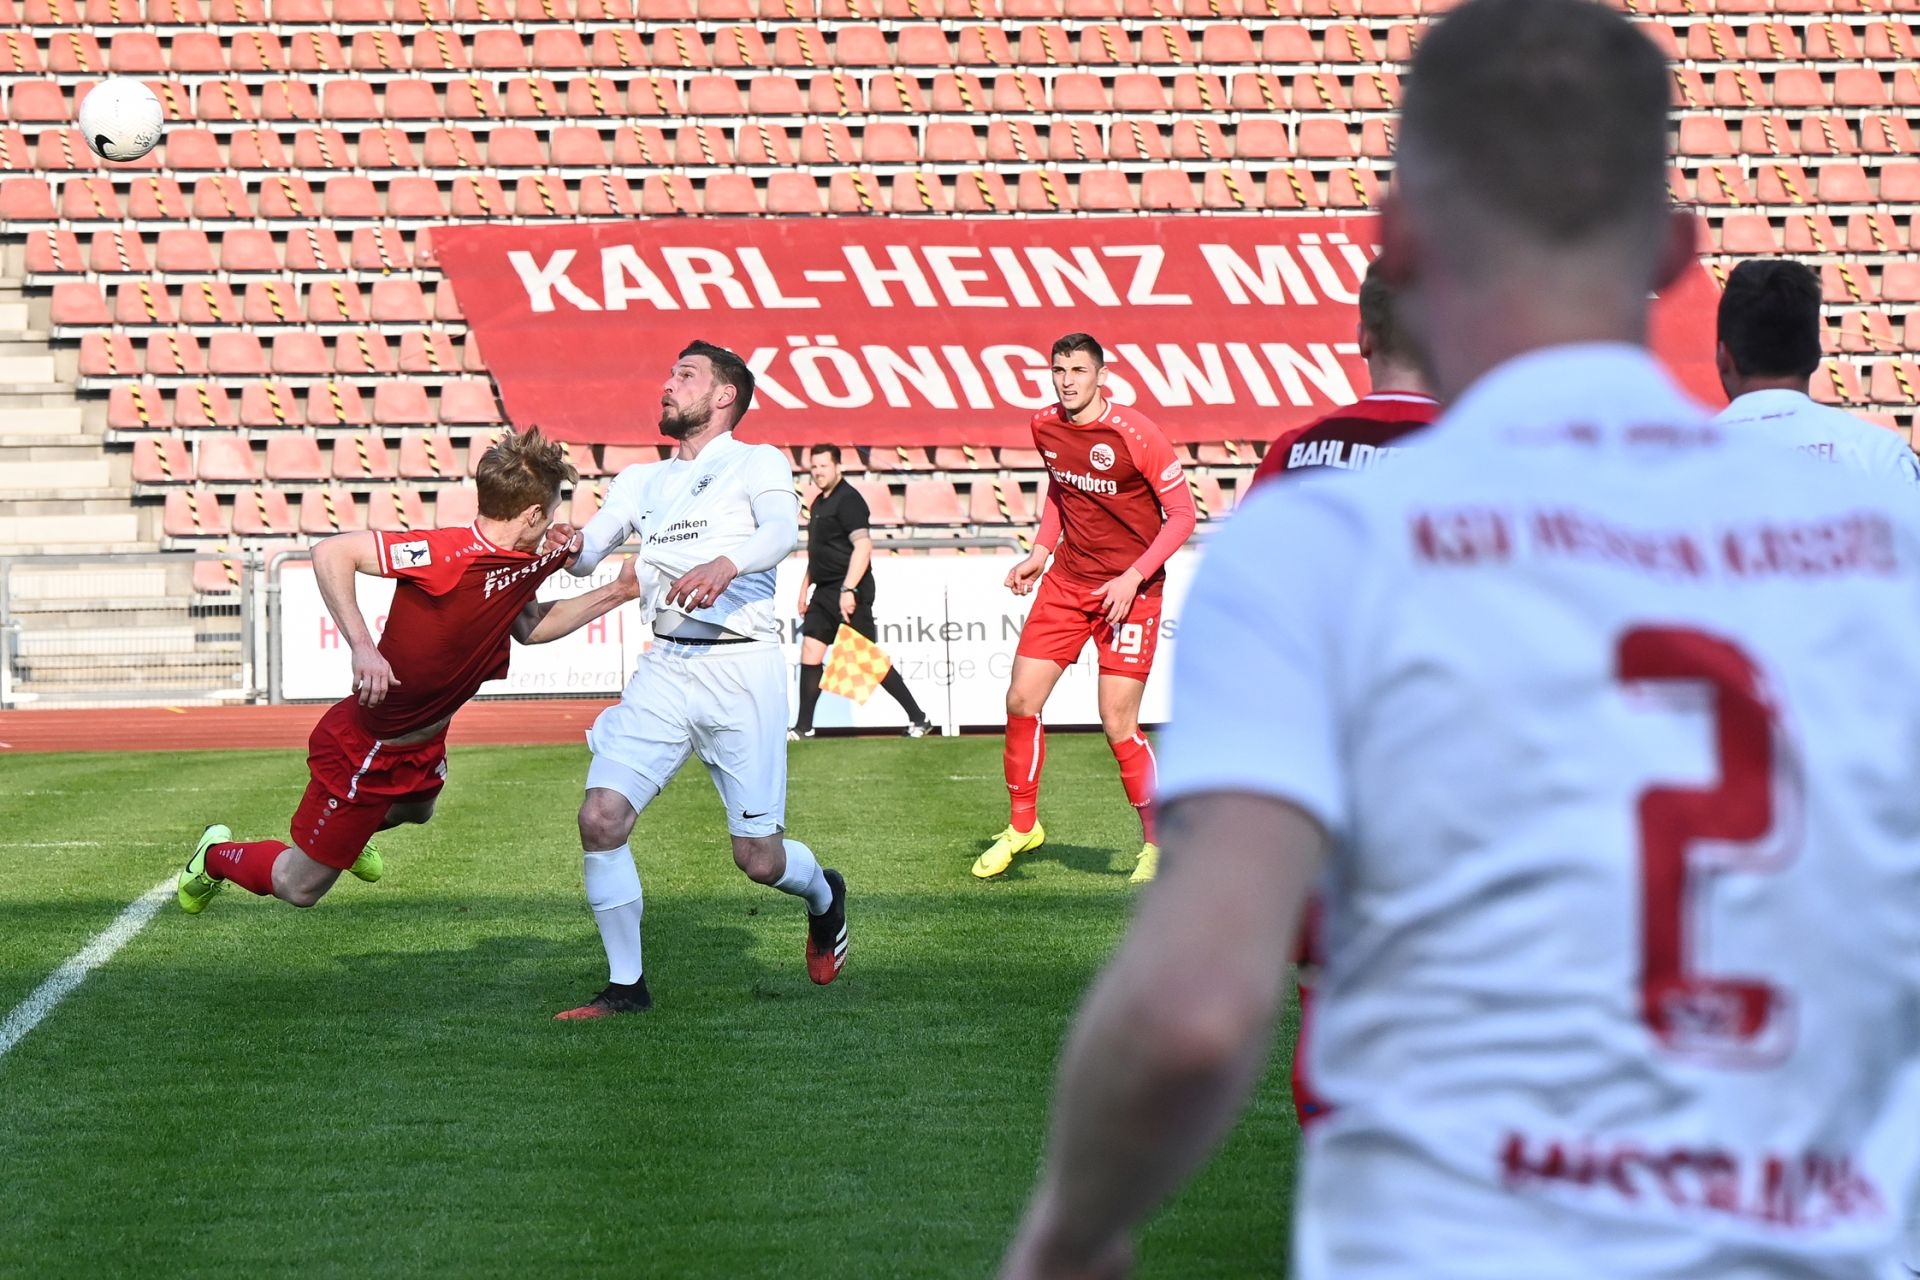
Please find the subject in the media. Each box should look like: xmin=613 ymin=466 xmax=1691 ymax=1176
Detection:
xmin=0 ymin=733 xmax=1299 ymax=1277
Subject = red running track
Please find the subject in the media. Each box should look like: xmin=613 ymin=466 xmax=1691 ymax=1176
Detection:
xmin=0 ymin=700 xmax=611 ymax=754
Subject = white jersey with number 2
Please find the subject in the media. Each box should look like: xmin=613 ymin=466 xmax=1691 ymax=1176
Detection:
xmin=1158 ymin=344 xmax=1920 ymax=1280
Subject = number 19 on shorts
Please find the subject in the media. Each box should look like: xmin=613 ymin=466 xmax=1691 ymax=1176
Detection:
xmin=1110 ymin=623 xmax=1147 ymax=657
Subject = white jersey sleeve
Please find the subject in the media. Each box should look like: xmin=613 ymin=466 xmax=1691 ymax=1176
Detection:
xmin=1157 ymin=483 xmax=1359 ymax=837
xmin=571 ymin=463 xmax=653 ymax=576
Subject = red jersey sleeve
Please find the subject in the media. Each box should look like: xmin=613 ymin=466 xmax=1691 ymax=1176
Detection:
xmin=1122 ymin=416 xmax=1196 ymax=580
xmin=373 ymin=527 xmax=472 ymax=597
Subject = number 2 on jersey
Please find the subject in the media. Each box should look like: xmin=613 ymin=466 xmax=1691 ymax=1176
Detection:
xmin=1617 ymin=626 xmax=1795 ymax=1064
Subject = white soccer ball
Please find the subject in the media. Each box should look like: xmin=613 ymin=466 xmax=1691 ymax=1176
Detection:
xmin=78 ymin=78 xmax=164 ymax=163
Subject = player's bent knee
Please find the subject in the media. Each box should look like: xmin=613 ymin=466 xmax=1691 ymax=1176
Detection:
xmin=732 ymin=835 xmax=785 ymax=884
xmin=382 ymin=797 xmax=436 ymax=829
xmin=579 ymin=788 xmax=638 ymax=850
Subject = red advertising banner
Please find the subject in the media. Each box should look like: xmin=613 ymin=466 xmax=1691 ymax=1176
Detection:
xmin=434 ymin=217 xmax=1722 ymax=448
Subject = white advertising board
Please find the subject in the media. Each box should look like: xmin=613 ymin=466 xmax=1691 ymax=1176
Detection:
xmin=275 ymin=549 xmax=1201 ymax=731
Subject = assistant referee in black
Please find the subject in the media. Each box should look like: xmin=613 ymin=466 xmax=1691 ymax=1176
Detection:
xmin=792 ymin=444 xmax=935 ymax=738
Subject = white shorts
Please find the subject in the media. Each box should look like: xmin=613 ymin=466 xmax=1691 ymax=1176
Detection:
xmin=585 ymin=639 xmax=788 ymax=838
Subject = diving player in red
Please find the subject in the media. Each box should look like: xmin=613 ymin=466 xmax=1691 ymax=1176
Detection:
xmin=1251 ymin=259 xmax=1439 ymax=490
xmin=177 ymin=428 xmax=640 ymax=914
xmin=973 ymin=333 xmax=1197 ymax=885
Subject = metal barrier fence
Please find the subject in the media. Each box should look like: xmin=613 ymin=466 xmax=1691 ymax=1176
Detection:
xmin=0 ymin=552 xmax=257 ymax=710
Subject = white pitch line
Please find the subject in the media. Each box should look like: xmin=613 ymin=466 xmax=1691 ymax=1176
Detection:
xmin=0 ymin=875 xmax=174 ymax=1061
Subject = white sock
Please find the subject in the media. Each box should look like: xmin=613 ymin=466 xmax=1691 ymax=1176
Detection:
xmin=583 ymin=845 xmax=644 ymax=985
xmin=773 ymin=838 xmax=832 ymax=915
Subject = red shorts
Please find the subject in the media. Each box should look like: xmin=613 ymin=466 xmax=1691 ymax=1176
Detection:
xmin=290 ymin=698 xmax=447 ymax=871
xmin=1015 ymin=571 xmax=1164 ymax=678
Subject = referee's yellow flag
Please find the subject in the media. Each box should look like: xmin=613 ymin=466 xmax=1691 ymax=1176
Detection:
xmin=820 ymin=624 xmax=892 ymax=705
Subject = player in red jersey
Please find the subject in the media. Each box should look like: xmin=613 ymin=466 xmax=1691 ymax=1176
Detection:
xmin=1251 ymin=260 xmax=1439 ymax=491
xmin=177 ymin=428 xmax=640 ymax=914
xmin=972 ymin=333 xmax=1197 ymax=885
xmin=1250 ymin=261 xmax=1436 ymax=1132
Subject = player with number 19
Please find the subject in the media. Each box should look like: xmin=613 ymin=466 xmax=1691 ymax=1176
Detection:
xmin=974 ymin=334 xmax=1196 ymax=885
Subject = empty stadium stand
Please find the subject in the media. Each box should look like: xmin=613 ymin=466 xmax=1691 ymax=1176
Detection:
xmin=1 ymin=1 xmax=1917 ymax=699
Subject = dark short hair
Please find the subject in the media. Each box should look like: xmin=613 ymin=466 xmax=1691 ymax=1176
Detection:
xmin=809 ymin=443 xmax=842 ymax=463
xmin=678 ymin=339 xmax=755 ymax=424
xmin=1050 ymin=333 xmax=1104 ymax=367
xmin=475 ymin=425 xmax=575 ymax=519
xmin=1399 ymin=0 xmax=1671 ymax=254
xmin=1717 ymin=259 xmax=1823 ymax=380
xmin=1357 ymin=260 xmax=1410 ymax=364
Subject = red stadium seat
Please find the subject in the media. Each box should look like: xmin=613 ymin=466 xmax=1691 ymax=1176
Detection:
xmin=198 ymin=436 xmax=262 ymax=482
xmin=60 ymin=176 xmax=123 ymax=223
xmin=333 ymin=331 xmax=398 ymax=376
xmin=264 ymin=435 xmax=326 ymax=481
xmin=88 ymin=228 xmax=150 ymax=274
xmin=1053 ymin=118 xmax=1110 ymax=162
xmin=1868 ymin=361 xmax=1920 ymax=405
xmin=640 ymin=173 xmax=697 ymax=214
xmin=80 ymin=332 xmax=138 ymax=378
xmin=1847 ymin=211 xmax=1907 ymax=254
xmin=1016 ymin=169 xmax=1075 ymax=213
xmin=291 ymin=127 xmax=353 ymax=171
xmin=51 ymin=280 xmax=110 ymax=327
xmin=437 ymin=487 xmax=480 ymax=527
xmin=851 ymin=479 xmax=902 ymax=526
xmin=1817 ymin=163 xmax=1875 ymax=205
xmin=142 ymin=330 xmax=207 ymax=376
xmin=168 ymin=32 xmax=228 ymax=73
xmin=258 ymin=80 xmax=320 ymax=121
xmin=1808 ymin=20 xmax=1863 ymax=60
xmin=270 ymin=332 xmax=328 ymax=376
xmin=369 ymin=489 xmax=431 ymax=533
xmin=1141 ymin=169 xmax=1198 ymax=210
xmin=767 ymin=172 xmax=825 ymax=214
xmin=108 ymin=383 xmax=172 ymax=430
xmin=164 ymin=490 xmax=233 ymax=538
xmin=231 ymin=488 xmax=296 ymax=537
xmin=25 ymin=229 xmax=82 ymax=275
xmin=235 ymin=387 xmax=303 ymax=433
xmin=439 ymin=381 xmax=501 ymax=425
xmin=372 ymin=381 xmax=433 ymax=426
xmin=241 ymin=279 xmax=300 ymax=325
xmin=702 ymin=173 xmax=761 ymax=215
xmin=953 ymin=169 xmax=1012 ymax=213
xmin=208 ymin=331 xmax=268 ymax=375
xmin=991 ymin=73 xmax=1048 ymax=113
xmin=399 ymin=432 xmax=464 ymax=480
xmin=888 ymin=171 xmax=951 ymax=214
xmin=306 ymin=381 xmax=371 ymax=427
xmin=133 ymin=437 xmax=194 ymax=485
xmin=968 ymin=478 xmax=1033 ymax=526
xmin=300 ymin=489 xmax=366 ymax=535
xmin=904 ymin=479 xmax=966 ymax=525
xmin=1717 ymin=213 xmax=1781 ymax=255
xmin=398 ymin=333 xmax=459 ymax=374
xmin=114 ymin=280 xmax=178 ymax=327
xmin=1754 ymin=162 xmax=1813 ymax=205
xmin=736 ymin=123 xmax=797 ymax=165
xmin=1202 ymin=166 xmax=1265 ymax=210
xmin=331 ymin=433 xmax=397 ymax=480
xmin=229 ymin=29 xmax=290 ymax=72
xmin=512 ymin=174 xmax=577 ymax=218
xmin=290 ymin=29 xmax=347 ymax=71
xmin=1836 ymin=68 xmax=1890 ymax=108
xmin=179 ymin=280 xmax=243 ymax=326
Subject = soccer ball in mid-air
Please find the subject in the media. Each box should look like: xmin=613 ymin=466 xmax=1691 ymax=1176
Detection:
xmin=79 ymin=78 xmax=164 ymax=163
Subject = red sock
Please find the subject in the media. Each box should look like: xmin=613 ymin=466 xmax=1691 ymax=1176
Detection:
xmin=205 ymin=840 xmax=287 ymax=897
xmin=1004 ymin=714 xmax=1045 ymax=833
xmin=1110 ymin=732 xmax=1158 ymax=843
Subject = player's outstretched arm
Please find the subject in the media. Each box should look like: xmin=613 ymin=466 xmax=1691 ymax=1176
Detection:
xmin=515 ymin=554 xmax=642 ymax=645
xmin=312 ymin=530 xmax=400 ymax=707
xmin=1000 ymin=793 xmax=1321 ymax=1280
xmin=1007 ymin=487 xmax=1062 ymax=596
xmin=569 ymin=467 xmax=647 ymax=577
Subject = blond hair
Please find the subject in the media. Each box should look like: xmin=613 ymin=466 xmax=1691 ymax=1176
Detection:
xmin=475 ymin=426 xmax=576 ymax=519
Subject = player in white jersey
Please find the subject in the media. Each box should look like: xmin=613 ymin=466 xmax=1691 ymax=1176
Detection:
xmin=1713 ymin=257 xmax=1920 ymax=485
xmin=1001 ymin=3 xmax=1920 ymax=1277
xmin=553 ymin=340 xmax=849 ymax=1020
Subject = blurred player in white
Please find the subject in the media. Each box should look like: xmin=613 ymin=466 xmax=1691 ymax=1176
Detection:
xmin=553 ymin=340 xmax=847 ymax=1020
xmin=1714 ymin=257 xmax=1920 ymax=484
xmin=1002 ymin=2 xmax=1920 ymax=1277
